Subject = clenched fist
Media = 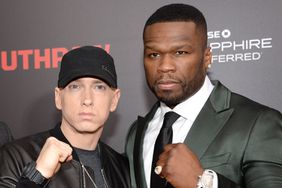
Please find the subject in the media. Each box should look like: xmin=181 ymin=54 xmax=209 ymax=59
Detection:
xmin=156 ymin=143 xmax=204 ymax=188
xmin=36 ymin=137 xmax=73 ymax=178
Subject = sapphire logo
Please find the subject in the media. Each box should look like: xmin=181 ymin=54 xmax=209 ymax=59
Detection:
xmin=208 ymin=29 xmax=272 ymax=63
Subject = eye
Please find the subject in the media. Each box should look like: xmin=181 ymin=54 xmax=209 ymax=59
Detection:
xmin=148 ymin=53 xmax=160 ymax=59
xmin=68 ymin=83 xmax=80 ymax=90
xmin=94 ymin=84 xmax=107 ymax=91
xmin=175 ymin=51 xmax=188 ymax=55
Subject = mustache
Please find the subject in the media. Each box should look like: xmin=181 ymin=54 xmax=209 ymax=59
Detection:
xmin=155 ymin=74 xmax=181 ymax=84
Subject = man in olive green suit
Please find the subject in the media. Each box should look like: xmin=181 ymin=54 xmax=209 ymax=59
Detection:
xmin=125 ymin=3 xmax=282 ymax=188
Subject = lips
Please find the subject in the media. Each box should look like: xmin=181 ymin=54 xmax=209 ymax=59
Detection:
xmin=156 ymin=79 xmax=179 ymax=90
xmin=79 ymin=112 xmax=94 ymax=119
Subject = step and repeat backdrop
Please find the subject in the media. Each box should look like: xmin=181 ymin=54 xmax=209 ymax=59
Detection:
xmin=1 ymin=0 xmax=281 ymax=152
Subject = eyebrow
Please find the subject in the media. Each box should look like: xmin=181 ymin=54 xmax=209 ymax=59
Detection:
xmin=144 ymin=43 xmax=194 ymax=51
xmin=71 ymin=78 xmax=106 ymax=84
xmin=93 ymin=80 xmax=106 ymax=84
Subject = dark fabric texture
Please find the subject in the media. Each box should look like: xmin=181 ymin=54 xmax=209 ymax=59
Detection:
xmin=0 ymin=124 xmax=130 ymax=188
xmin=0 ymin=121 xmax=13 ymax=147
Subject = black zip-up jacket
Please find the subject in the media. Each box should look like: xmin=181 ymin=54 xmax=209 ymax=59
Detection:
xmin=0 ymin=125 xmax=130 ymax=188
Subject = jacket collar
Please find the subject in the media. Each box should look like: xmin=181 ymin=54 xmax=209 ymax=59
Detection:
xmin=133 ymin=102 xmax=159 ymax=187
xmin=209 ymin=80 xmax=231 ymax=113
xmin=50 ymin=124 xmax=111 ymax=167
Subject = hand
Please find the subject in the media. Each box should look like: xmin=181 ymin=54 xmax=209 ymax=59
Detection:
xmin=35 ymin=137 xmax=73 ymax=178
xmin=156 ymin=143 xmax=204 ymax=188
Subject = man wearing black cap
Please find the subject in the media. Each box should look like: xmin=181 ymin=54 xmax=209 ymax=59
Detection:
xmin=0 ymin=46 xmax=130 ymax=188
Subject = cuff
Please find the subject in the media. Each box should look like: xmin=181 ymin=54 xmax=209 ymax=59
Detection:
xmin=197 ymin=169 xmax=218 ymax=188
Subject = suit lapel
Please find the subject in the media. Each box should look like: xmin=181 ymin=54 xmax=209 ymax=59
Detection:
xmin=184 ymin=81 xmax=234 ymax=159
xmin=133 ymin=102 xmax=159 ymax=188
xmin=133 ymin=81 xmax=233 ymax=186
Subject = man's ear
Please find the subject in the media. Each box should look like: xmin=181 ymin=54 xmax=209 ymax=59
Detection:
xmin=110 ymin=88 xmax=121 ymax=112
xmin=55 ymin=87 xmax=62 ymax=110
xmin=203 ymin=47 xmax=212 ymax=70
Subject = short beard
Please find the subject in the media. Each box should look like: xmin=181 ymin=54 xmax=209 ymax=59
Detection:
xmin=150 ymin=71 xmax=206 ymax=109
xmin=154 ymin=86 xmax=186 ymax=108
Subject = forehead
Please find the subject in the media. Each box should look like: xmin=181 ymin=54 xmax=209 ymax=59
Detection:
xmin=145 ymin=22 xmax=197 ymax=38
xmin=144 ymin=22 xmax=207 ymax=52
xmin=70 ymin=77 xmax=106 ymax=84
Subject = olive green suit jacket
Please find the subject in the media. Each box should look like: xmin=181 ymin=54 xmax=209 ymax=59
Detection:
xmin=125 ymin=81 xmax=282 ymax=188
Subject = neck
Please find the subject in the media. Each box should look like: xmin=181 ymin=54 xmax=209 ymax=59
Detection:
xmin=60 ymin=124 xmax=103 ymax=150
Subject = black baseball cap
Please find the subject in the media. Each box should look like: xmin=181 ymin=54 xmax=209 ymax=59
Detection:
xmin=58 ymin=46 xmax=117 ymax=88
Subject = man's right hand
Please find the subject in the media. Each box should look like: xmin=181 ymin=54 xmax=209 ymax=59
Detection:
xmin=35 ymin=137 xmax=73 ymax=178
xmin=156 ymin=143 xmax=204 ymax=188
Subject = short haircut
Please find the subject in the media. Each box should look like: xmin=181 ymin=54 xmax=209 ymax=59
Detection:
xmin=143 ymin=3 xmax=208 ymax=47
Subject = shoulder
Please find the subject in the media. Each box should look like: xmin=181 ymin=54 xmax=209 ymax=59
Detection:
xmin=223 ymin=86 xmax=282 ymax=133
xmin=0 ymin=121 xmax=10 ymax=133
xmin=99 ymin=142 xmax=127 ymax=162
xmin=0 ymin=130 xmax=51 ymax=184
xmin=99 ymin=142 xmax=130 ymax=176
xmin=126 ymin=119 xmax=138 ymax=140
xmin=126 ymin=101 xmax=160 ymax=137
xmin=210 ymin=81 xmax=281 ymax=129
xmin=230 ymin=91 xmax=281 ymax=116
xmin=0 ymin=130 xmax=51 ymax=161
xmin=99 ymin=142 xmax=131 ymax=187
xmin=213 ymin=80 xmax=280 ymax=115
xmin=0 ymin=121 xmax=13 ymax=146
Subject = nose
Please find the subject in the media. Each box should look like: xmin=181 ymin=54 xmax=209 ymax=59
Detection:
xmin=157 ymin=54 xmax=175 ymax=73
xmin=82 ymin=88 xmax=93 ymax=106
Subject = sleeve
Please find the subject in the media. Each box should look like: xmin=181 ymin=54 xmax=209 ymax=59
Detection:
xmin=198 ymin=169 xmax=241 ymax=188
xmin=217 ymin=173 xmax=241 ymax=188
xmin=16 ymin=178 xmax=42 ymax=188
xmin=242 ymin=109 xmax=282 ymax=187
xmin=0 ymin=144 xmax=21 ymax=187
xmin=0 ymin=144 xmax=40 ymax=188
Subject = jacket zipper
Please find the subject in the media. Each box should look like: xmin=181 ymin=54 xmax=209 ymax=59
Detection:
xmin=82 ymin=163 xmax=86 ymax=188
xmin=101 ymin=169 xmax=109 ymax=188
xmin=81 ymin=163 xmax=98 ymax=188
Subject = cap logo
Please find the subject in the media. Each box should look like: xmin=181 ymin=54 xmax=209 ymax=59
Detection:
xmin=102 ymin=64 xmax=115 ymax=78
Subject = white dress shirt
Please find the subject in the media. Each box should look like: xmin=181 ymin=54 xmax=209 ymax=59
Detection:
xmin=143 ymin=76 xmax=218 ymax=187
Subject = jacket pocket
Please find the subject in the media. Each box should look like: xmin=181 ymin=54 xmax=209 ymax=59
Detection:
xmin=200 ymin=153 xmax=231 ymax=168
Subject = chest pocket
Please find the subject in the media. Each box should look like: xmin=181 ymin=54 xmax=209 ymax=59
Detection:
xmin=200 ymin=152 xmax=231 ymax=168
